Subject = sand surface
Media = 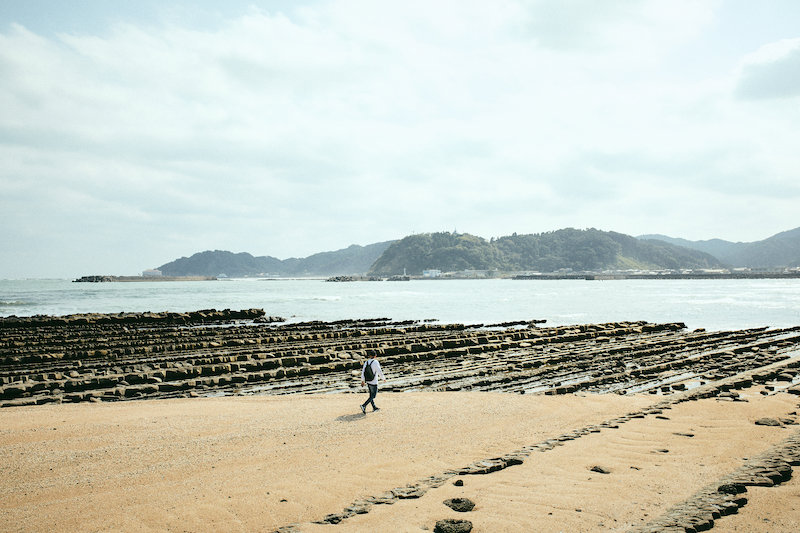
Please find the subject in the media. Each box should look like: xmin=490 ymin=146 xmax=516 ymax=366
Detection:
xmin=1 ymin=390 xmax=799 ymax=532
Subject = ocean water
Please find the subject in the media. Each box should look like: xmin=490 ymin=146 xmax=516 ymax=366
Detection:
xmin=1 ymin=278 xmax=799 ymax=331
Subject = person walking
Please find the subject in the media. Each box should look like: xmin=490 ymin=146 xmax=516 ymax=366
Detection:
xmin=360 ymin=354 xmax=385 ymax=414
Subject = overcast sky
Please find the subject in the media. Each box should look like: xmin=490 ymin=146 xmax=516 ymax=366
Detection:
xmin=1 ymin=0 xmax=799 ymax=278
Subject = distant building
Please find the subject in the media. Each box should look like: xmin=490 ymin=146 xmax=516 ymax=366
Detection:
xmin=142 ymin=269 xmax=162 ymax=277
xmin=448 ymin=269 xmax=492 ymax=279
xmin=423 ymin=269 xmax=442 ymax=278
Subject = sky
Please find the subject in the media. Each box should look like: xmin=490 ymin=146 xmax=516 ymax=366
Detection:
xmin=1 ymin=1 xmax=799 ymax=278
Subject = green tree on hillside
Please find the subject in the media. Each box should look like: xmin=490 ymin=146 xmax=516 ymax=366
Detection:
xmin=368 ymin=228 xmax=723 ymax=276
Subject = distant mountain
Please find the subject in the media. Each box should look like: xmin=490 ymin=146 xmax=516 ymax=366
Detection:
xmin=157 ymin=226 xmax=800 ymax=278
xmin=638 ymin=227 xmax=800 ymax=268
xmin=368 ymin=229 xmax=723 ymax=276
xmin=158 ymin=241 xmax=395 ymax=277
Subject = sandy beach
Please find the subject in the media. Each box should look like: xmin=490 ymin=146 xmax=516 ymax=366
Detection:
xmin=2 ymin=388 xmax=799 ymax=532
xmin=3 ymin=314 xmax=800 ymax=531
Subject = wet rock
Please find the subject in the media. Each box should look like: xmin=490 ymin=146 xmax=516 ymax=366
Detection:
xmin=717 ymin=483 xmax=746 ymax=495
xmin=434 ymin=519 xmax=473 ymax=533
xmin=502 ymin=454 xmax=525 ymax=466
xmin=1 ymin=386 xmax=26 ymax=399
xmin=392 ymin=485 xmax=427 ymax=499
xmin=741 ymin=475 xmax=775 ymax=487
xmin=317 ymin=513 xmax=347 ymax=524
xmin=367 ymin=492 xmax=396 ymax=505
xmin=344 ymin=501 xmax=371 ymax=515
xmin=443 ymin=498 xmax=475 ymax=512
xmin=4 ymin=313 xmax=800 ymax=408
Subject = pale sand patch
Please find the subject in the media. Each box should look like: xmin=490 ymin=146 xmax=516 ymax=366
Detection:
xmin=0 ymin=391 xmax=652 ymax=533
xmin=0 ymin=390 xmax=798 ymax=532
xmin=301 ymin=390 xmax=800 ymax=532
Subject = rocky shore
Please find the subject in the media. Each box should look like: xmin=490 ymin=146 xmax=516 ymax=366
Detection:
xmin=2 ymin=310 xmax=800 ymax=532
xmin=2 ymin=310 xmax=800 ymax=408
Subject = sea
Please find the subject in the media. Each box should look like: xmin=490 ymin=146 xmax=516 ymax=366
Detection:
xmin=2 ymin=278 xmax=799 ymax=332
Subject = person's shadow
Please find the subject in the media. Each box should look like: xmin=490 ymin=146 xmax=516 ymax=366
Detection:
xmin=336 ymin=413 xmax=366 ymax=422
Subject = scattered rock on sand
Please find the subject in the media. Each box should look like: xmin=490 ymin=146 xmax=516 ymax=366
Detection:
xmin=434 ymin=518 xmax=473 ymax=533
xmin=443 ymin=497 xmax=475 ymax=512
xmin=754 ymin=417 xmax=782 ymax=426
xmin=590 ymin=465 xmax=611 ymax=474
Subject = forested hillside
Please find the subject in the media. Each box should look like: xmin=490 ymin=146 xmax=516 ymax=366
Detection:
xmin=639 ymin=227 xmax=800 ymax=268
xmin=368 ymin=229 xmax=722 ymax=276
xmin=158 ymin=241 xmax=394 ymax=277
xmin=156 ymin=225 xmax=800 ymax=279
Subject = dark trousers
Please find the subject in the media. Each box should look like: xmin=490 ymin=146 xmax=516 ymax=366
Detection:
xmin=362 ymin=383 xmax=378 ymax=409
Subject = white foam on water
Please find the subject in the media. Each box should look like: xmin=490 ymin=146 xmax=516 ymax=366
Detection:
xmin=1 ymin=278 xmax=799 ymax=331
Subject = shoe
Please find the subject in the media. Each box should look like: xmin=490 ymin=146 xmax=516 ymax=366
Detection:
xmin=360 ymin=405 xmax=366 ymax=414
xmin=373 ymin=407 xmax=380 ymax=411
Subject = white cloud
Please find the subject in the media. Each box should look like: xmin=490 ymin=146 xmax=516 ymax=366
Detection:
xmin=0 ymin=1 xmax=798 ymax=277
xmin=735 ymin=38 xmax=800 ymax=99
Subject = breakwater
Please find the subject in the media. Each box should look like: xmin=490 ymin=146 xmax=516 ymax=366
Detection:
xmin=2 ymin=310 xmax=800 ymax=407
xmin=73 ymin=275 xmax=217 ymax=282
xmin=514 ymin=272 xmax=800 ymax=280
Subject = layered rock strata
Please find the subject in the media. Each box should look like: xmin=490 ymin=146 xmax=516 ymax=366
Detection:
xmin=2 ymin=311 xmax=800 ymax=408
xmin=633 ymin=429 xmax=800 ymax=532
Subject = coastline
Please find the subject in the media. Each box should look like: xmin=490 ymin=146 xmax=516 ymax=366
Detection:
xmin=2 ymin=312 xmax=800 ymax=531
xmin=69 ymin=272 xmax=800 ymax=283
